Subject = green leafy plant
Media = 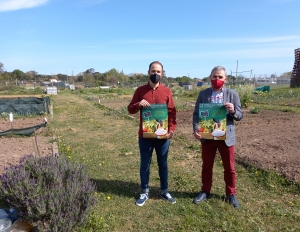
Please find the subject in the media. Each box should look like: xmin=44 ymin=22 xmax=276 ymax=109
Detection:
xmin=76 ymin=212 xmax=109 ymax=231
xmin=250 ymin=107 xmax=260 ymax=114
xmin=234 ymin=85 xmax=254 ymax=108
xmin=0 ymin=155 xmax=97 ymax=232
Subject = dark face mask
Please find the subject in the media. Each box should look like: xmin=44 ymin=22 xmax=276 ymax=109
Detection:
xmin=150 ymin=74 xmax=161 ymax=84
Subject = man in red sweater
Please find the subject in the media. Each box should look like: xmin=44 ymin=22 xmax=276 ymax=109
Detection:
xmin=128 ymin=61 xmax=177 ymax=206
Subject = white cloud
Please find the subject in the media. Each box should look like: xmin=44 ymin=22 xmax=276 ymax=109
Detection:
xmin=0 ymin=0 xmax=48 ymax=11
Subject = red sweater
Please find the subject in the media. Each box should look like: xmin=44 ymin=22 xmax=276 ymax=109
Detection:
xmin=128 ymin=82 xmax=177 ymax=138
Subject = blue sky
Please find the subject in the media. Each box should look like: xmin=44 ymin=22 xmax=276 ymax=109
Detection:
xmin=1 ymin=0 xmax=299 ymax=78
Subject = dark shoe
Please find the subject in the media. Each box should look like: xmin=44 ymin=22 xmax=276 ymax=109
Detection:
xmin=136 ymin=193 xmax=149 ymax=206
xmin=193 ymin=191 xmax=210 ymax=204
xmin=228 ymin=195 xmax=240 ymax=208
xmin=161 ymin=192 xmax=176 ymax=204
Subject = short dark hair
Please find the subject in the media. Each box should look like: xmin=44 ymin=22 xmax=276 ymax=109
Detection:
xmin=148 ymin=61 xmax=164 ymax=71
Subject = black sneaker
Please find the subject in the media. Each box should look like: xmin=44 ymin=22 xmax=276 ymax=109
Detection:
xmin=161 ymin=192 xmax=176 ymax=204
xmin=136 ymin=193 xmax=149 ymax=206
xmin=228 ymin=195 xmax=240 ymax=208
xmin=193 ymin=191 xmax=210 ymax=204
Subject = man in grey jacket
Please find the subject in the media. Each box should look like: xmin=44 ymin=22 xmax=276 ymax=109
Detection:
xmin=192 ymin=66 xmax=243 ymax=208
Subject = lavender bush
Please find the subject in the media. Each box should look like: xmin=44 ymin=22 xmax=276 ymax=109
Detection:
xmin=0 ymin=155 xmax=97 ymax=232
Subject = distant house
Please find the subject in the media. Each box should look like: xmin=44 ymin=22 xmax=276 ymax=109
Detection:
xmin=99 ymin=86 xmax=111 ymax=89
xmin=197 ymin=81 xmax=203 ymax=87
xmin=276 ymin=76 xmax=291 ymax=85
xmin=41 ymin=81 xmax=68 ymax=88
xmin=254 ymin=77 xmax=276 ymax=85
xmin=46 ymin=86 xmax=57 ymax=95
xmin=40 ymin=81 xmax=52 ymax=86
xmin=180 ymin=81 xmax=194 ymax=90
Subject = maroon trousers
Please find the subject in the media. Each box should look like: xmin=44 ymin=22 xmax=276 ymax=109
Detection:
xmin=201 ymin=140 xmax=236 ymax=196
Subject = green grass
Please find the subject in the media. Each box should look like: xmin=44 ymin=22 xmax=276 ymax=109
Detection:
xmin=45 ymin=89 xmax=300 ymax=232
xmin=0 ymin=86 xmax=45 ymax=95
xmin=250 ymin=86 xmax=300 ymax=114
xmin=250 ymin=86 xmax=300 ymax=113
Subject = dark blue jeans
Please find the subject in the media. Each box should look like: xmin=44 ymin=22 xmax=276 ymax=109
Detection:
xmin=138 ymin=137 xmax=170 ymax=192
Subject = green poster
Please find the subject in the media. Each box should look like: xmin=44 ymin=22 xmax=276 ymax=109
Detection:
xmin=142 ymin=104 xmax=168 ymax=139
xmin=198 ymin=103 xmax=227 ymax=140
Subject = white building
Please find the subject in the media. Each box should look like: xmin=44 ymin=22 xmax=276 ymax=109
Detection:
xmin=254 ymin=77 xmax=276 ymax=85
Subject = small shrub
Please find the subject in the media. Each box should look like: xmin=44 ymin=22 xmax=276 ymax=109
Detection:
xmin=234 ymin=85 xmax=254 ymax=108
xmin=0 ymin=155 xmax=97 ymax=232
xmin=250 ymin=107 xmax=260 ymax=114
xmin=76 ymin=212 xmax=109 ymax=231
xmin=281 ymin=108 xmax=294 ymax=112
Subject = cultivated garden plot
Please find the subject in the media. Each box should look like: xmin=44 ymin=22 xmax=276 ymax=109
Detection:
xmin=0 ymin=117 xmax=53 ymax=174
xmin=178 ymin=109 xmax=300 ymax=182
xmin=100 ymin=99 xmax=300 ymax=182
xmin=1 ymin=92 xmax=299 ymax=181
xmin=0 ymin=89 xmax=299 ymax=231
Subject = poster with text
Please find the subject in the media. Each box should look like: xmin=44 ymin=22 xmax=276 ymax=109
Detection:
xmin=142 ymin=104 xmax=168 ymax=139
xmin=198 ymin=103 xmax=227 ymax=140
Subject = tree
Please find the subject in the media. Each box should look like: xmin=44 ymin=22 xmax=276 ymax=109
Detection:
xmin=129 ymin=73 xmax=148 ymax=83
xmin=107 ymin=68 xmax=119 ymax=83
xmin=83 ymin=73 xmax=94 ymax=85
xmin=25 ymin=71 xmax=38 ymax=80
xmin=280 ymin=71 xmax=292 ymax=77
xmin=51 ymin=75 xmax=57 ymax=80
xmin=77 ymin=75 xmax=83 ymax=82
xmin=12 ymin=69 xmax=24 ymax=80
xmin=202 ymin=77 xmax=209 ymax=83
xmin=57 ymin=73 xmax=68 ymax=81
xmin=0 ymin=71 xmax=8 ymax=81
xmin=85 ymin=68 xmax=95 ymax=74
xmin=118 ymin=70 xmax=129 ymax=83
xmin=0 ymin=62 xmax=4 ymax=73
xmin=76 ymin=72 xmax=84 ymax=82
xmin=175 ymin=76 xmax=193 ymax=84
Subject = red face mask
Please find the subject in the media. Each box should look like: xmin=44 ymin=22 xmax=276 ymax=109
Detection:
xmin=211 ymin=79 xmax=224 ymax=89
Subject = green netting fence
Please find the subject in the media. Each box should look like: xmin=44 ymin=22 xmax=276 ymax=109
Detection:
xmin=0 ymin=96 xmax=50 ymax=115
xmin=0 ymin=123 xmax=47 ymax=136
xmin=0 ymin=96 xmax=50 ymax=136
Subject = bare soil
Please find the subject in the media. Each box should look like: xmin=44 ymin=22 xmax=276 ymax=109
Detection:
xmin=0 ymin=117 xmax=53 ymax=174
xmin=176 ymin=109 xmax=300 ymax=182
xmin=1 ymin=108 xmax=299 ymax=182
